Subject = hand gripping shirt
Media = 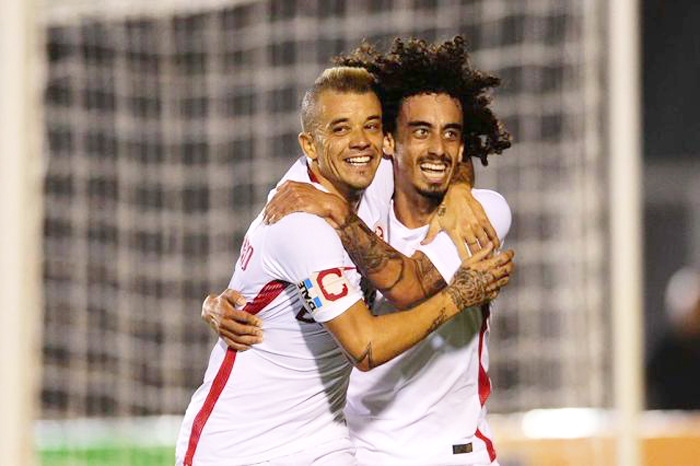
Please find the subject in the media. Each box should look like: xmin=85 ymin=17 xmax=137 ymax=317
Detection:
xmin=176 ymin=156 xmax=393 ymax=466
xmin=345 ymin=189 xmax=512 ymax=466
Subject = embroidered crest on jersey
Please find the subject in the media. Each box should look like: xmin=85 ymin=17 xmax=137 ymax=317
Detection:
xmin=297 ymin=268 xmax=351 ymax=316
xmin=373 ymin=224 xmax=385 ymax=240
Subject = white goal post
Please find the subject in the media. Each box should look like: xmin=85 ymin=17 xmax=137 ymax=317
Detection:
xmin=0 ymin=0 xmax=44 ymax=465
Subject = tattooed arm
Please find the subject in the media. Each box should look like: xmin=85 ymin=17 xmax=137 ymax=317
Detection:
xmin=262 ymin=175 xmax=502 ymax=309
xmin=263 ymin=180 xmax=450 ymax=309
xmin=335 ymin=212 xmax=447 ymax=309
xmin=324 ymin=245 xmax=514 ymax=371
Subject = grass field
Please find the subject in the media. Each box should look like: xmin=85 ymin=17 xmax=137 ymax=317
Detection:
xmin=39 ymin=446 xmax=174 ymax=466
xmin=36 ymin=417 xmax=180 ymax=466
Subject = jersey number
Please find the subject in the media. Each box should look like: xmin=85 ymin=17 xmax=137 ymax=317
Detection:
xmin=239 ymin=236 xmax=254 ymax=271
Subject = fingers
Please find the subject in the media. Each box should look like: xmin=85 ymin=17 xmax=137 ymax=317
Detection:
xmin=483 ymin=222 xmax=500 ymax=249
xmin=216 ymin=289 xmax=262 ymax=327
xmin=448 ymin=229 xmax=471 ymax=261
xmin=220 ymin=307 xmax=263 ymax=327
xmin=202 ymin=290 xmax=264 ymax=350
xmin=421 ymin=218 xmax=442 ymax=245
xmin=222 ymin=288 xmax=247 ymax=309
xmin=485 ymin=273 xmax=510 ymax=291
xmin=263 ymin=191 xmax=291 ymax=224
xmin=468 ymin=201 xmax=500 ymax=250
xmin=481 ymin=251 xmax=515 ymax=299
xmin=219 ymin=317 xmax=263 ymax=340
xmin=462 ymin=241 xmax=494 ymax=265
xmin=201 ymin=294 xmax=218 ymax=323
xmin=263 ymin=182 xmax=297 ymax=224
xmin=205 ymin=297 xmax=264 ymax=350
xmin=473 ymin=224 xmax=491 ymax=252
xmin=264 ymin=181 xmax=332 ymax=225
xmin=218 ymin=323 xmax=262 ymax=343
xmin=220 ymin=333 xmax=256 ymax=352
xmin=460 ymin=226 xmax=482 ymax=256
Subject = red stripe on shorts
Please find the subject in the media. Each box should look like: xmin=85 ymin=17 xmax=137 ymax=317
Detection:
xmin=478 ymin=304 xmax=492 ymax=406
xmin=475 ymin=427 xmax=497 ymax=462
xmin=183 ymin=280 xmax=288 ymax=465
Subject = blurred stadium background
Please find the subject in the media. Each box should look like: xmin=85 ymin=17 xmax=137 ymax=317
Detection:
xmin=1 ymin=0 xmax=699 ymax=465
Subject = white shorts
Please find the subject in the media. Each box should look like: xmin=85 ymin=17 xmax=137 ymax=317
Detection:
xmin=248 ymin=437 xmax=356 ymax=466
xmin=177 ymin=437 xmax=357 ymax=466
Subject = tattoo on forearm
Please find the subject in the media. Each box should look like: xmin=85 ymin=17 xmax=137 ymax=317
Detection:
xmin=423 ymin=308 xmax=447 ymax=339
xmin=446 ymin=267 xmax=493 ymax=310
xmin=414 ymin=252 xmax=447 ymax=299
xmin=355 ymin=342 xmax=376 ymax=369
xmin=336 ymin=213 xmax=407 ymax=294
xmin=436 ymin=204 xmax=447 ymax=217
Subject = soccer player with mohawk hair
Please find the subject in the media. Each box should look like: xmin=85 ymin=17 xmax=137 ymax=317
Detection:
xmin=259 ymin=36 xmax=513 ymax=465
xmin=180 ymin=53 xmax=514 ymax=465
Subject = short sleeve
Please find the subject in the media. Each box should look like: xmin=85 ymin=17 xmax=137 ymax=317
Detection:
xmin=418 ymin=189 xmax=512 ymax=282
xmin=264 ymin=213 xmax=363 ymax=322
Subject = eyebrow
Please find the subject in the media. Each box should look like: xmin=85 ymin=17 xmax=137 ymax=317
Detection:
xmin=329 ymin=117 xmax=350 ymax=126
xmin=329 ymin=115 xmax=381 ymax=127
xmin=407 ymin=121 xmax=463 ymax=131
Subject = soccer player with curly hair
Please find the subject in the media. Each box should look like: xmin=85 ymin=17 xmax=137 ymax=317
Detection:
xmin=199 ymin=36 xmax=514 ymax=465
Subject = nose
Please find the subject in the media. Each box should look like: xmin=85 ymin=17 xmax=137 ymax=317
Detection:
xmin=427 ymin=133 xmax=445 ymax=157
xmin=349 ymin=128 xmax=371 ymax=151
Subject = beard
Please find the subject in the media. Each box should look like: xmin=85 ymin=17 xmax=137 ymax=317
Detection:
xmin=416 ymin=183 xmax=448 ymax=202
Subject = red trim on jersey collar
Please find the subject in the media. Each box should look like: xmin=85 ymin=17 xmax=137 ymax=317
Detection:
xmin=306 ymin=160 xmax=320 ymax=184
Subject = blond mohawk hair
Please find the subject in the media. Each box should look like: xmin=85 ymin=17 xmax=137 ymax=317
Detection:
xmin=300 ymin=66 xmax=380 ymax=133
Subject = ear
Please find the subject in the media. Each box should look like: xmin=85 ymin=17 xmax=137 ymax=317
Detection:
xmin=383 ymin=132 xmax=395 ymax=158
xmin=298 ymin=132 xmax=317 ymax=161
xmin=458 ymin=142 xmax=465 ymax=162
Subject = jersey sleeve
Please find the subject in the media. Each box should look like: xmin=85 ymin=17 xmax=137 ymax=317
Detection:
xmin=417 ymin=189 xmax=512 ymax=282
xmin=263 ymin=213 xmax=363 ymax=323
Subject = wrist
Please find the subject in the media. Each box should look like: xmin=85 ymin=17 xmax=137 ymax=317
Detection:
xmin=450 ymin=161 xmax=475 ymax=187
xmin=439 ymin=287 xmax=461 ymax=319
xmin=331 ymin=203 xmax=354 ymax=231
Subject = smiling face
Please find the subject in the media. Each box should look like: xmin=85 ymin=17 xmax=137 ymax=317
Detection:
xmin=300 ymin=90 xmax=384 ymax=199
xmin=392 ymin=93 xmax=464 ymax=199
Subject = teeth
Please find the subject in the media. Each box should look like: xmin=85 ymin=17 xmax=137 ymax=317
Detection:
xmin=420 ymin=162 xmax=446 ymax=172
xmin=347 ymin=156 xmax=370 ymax=165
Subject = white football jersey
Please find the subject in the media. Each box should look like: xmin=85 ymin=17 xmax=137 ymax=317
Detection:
xmin=345 ymin=189 xmax=511 ymax=466
xmin=176 ymin=156 xmax=393 ymax=466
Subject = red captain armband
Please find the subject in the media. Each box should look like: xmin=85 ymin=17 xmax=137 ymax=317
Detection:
xmin=296 ymin=267 xmax=355 ymax=322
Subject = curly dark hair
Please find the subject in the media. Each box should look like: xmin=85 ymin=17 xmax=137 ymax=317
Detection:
xmin=333 ymin=36 xmax=511 ymax=165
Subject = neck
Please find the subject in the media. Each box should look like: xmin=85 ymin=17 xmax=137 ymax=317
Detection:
xmin=393 ymin=184 xmax=443 ymax=229
xmin=307 ymin=160 xmax=363 ymax=210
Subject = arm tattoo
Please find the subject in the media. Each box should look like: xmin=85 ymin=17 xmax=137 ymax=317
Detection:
xmin=336 ymin=213 xmax=407 ymax=294
xmin=446 ymin=266 xmax=493 ymax=310
xmin=423 ymin=307 xmax=447 ymax=339
xmin=413 ymin=251 xmax=447 ymax=299
xmin=354 ymin=342 xmax=376 ymax=370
